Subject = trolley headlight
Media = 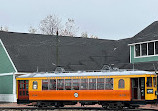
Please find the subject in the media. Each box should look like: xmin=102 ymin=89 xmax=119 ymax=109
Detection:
xmin=147 ymin=89 xmax=153 ymax=94
xmin=33 ymin=84 xmax=37 ymax=89
xmin=33 ymin=81 xmax=38 ymax=89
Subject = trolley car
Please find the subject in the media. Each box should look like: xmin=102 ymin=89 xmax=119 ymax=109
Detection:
xmin=16 ymin=70 xmax=157 ymax=109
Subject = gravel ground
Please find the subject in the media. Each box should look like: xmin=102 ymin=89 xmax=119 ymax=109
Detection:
xmin=0 ymin=102 xmax=32 ymax=107
xmin=139 ymin=104 xmax=158 ymax=110
xmin=0 ymin=102 xmax=158 ymax=110
xmin=0 ymin=102 xmax=101 ymax=107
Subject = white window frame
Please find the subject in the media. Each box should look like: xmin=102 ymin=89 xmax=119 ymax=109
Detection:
xmin=134 ymin=40 xmax=158 ymax=58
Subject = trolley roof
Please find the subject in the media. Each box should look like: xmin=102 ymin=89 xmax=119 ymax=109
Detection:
xmin=17 ymin=70 xmax=155 ymax=78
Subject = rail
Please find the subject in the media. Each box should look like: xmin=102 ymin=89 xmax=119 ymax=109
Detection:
xmin=0 ymin=106 xmax=154 ymax=111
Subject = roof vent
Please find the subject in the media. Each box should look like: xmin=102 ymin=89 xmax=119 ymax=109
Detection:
xmin=55 ymin=67 xmax=65 ymax=74
xmin=101 ymin=65 xmax=120 ymax=72
xmin=101 ymin=65 xmax=112 ymax=72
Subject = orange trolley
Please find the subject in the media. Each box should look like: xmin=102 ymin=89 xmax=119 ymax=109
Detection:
xmin=16 ymin=70 xmax=157 ymax=108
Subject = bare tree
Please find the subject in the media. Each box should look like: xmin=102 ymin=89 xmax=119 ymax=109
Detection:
xmin=90 ymin=35 xmax=98 ymax=39
xmin=60 ymin=18 xmax=79 ymax=37
xmin=81 ymin=32 xmax=99 ymax=39
xmin=81 ymin=32 xmax=88 ymax=38
xmin=39 ymin=15 xmax=62 ymax=35
xmin=28 ymin=26 xmax=37 ymax=34
xmin=31 ymin=15 xmax=80 ymax=37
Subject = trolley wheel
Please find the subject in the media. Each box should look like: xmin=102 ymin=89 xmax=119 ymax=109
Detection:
xmin=102 ymin=105 xmax=107 ymax=109
xmin=55 ymin=105 xmax=59 ymax=108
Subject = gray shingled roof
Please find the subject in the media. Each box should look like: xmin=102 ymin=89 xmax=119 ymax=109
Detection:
xmin=130 ymin=21 xmax=158 ymax=44
xmin=0 ymin=31 xmax=120 ymax=72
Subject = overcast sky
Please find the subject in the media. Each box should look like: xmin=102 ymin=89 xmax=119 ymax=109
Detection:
xmin=0 ymin=0 xmax=158 ymax=40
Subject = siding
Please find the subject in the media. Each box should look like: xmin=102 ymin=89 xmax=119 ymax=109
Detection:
xmin=131 ymin=45 xmax=158 ymax=63
xmin=0 ymin=40 xmax=16 ymax=73
xmin=0 ymin=75 xmax=13 ymax=94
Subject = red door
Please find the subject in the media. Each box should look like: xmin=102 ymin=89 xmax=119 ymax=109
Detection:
xmin=18 ymin=80 xmax=29 ymax=100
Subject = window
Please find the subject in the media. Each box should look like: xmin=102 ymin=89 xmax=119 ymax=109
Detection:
xmin=26 ymin=91 xmax=28 ymax=96
xmin=148 ymin=42 xmax=154 ymax=55
xmin=33 ymin=81 xmax=38 ymax=89
xmin=132 ymin=79 xmax=138 ymax=88
xmin=118 ymin=79 xmax=125 ymax=88
xmin=147 ymin=77 xmax=152 ymax=87
xmin=19 ymin=80 xmax=25 ymax=89
xmin=23 ymin=91 xmax=25 ymax=95
xmin=49 ymin=79 xmax=56 ymax=90
xmin=105 ymin=78 xmax=113 ymax=90
xmin=153 ymin=77 xmax=156 ymax=87
xmin=155 ymin=41 xmax=158 ymax=54
xmin=141 ymin=43 xmax=147 ymax=56
xmin=140 ymin=78 xmax=145 ymax=88
xmin=20 ymin=91 xmax=22 ymax=96
xmin=97 ymin=78 xmax=104 ymax=90
xmin=42 ymin=80 xmax=48 ymax=90
xmin=135 ymin=44 xmax=140 ymax=57
xmin=89 ymin=78 xmax=96 ymax=90
xmin=26 ymin=81 xmax=28 ymax=89
xmin=57 ymin=79 xmax=64 ymax=90
xmin=134 ymin=41 xmax=158 ymax=57
xmin=19 ymin=81 xmax=24 ymax=89
xmin=65 ymin=79 xmax=71 ymax=90
xmin=38 ymin=78 xmax=115 ymax=90
xmin=72 ymin=79 xmax=79 ymax=90
xmin=80 ymin=79 xmax=88 ymax=90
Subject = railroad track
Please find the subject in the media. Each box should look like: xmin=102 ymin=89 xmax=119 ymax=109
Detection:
xmin=0 ymin=107 xmax=156 ymax=111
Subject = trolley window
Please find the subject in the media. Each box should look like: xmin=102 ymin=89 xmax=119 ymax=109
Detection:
xmin=42 ymin=80 xmax=48 ymax=90
xmin=23 ymin=91 xmax=25 ymax=95
xmin=26 ymin=91 xmax=28 ymax=96
xmin=65 ymin=79 xmax=71 ymax=90
xmin=19 ymin=80 xmax=25 ymax=89
xmin=72 ymin=79 xmax=79 ymax=90
xmin=118 ymin=79 xmax=125 ymax=88
xmin=153 ymin=77 xmax=156 ymax=87
xmin=97 ymin=78 xmax=104 ymax=90
xmin=57 ymin=79 xmax=64 ymax=90
xmin=19 ymin=91 xmax=22 ymax=96
xmin=19 ymin=82 xmax=24 ymax=89
xmin=147 ymin=77 xmax=152 ymax=87
xmin=80 ymin=79 xmax=88 ymax=90
xmin=49 ymin=79 xmax=56 ymax=90
xmin=26 ymin=81 xmax=28 ymax=89
xmin=89 ymin=78 xmax=96 ymax=90
xmin=105 ymin=78 xmax=113 ymax=90
xmin=33 ymin=81 xmax=38 ymax=89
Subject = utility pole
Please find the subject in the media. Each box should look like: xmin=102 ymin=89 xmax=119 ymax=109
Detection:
xmin=56 ymin=30 xmax=59 ymax=67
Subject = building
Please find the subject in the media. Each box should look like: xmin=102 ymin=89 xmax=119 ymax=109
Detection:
xmin=0 ymin=21 xmax=158 ymax=102
xmin=0 ymin=31 xmax=118 ymax=102
xmin=129 ymin=21 xmax=158 ymax=70
xmin=0 ymin=39 xmax=17 ymax=102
